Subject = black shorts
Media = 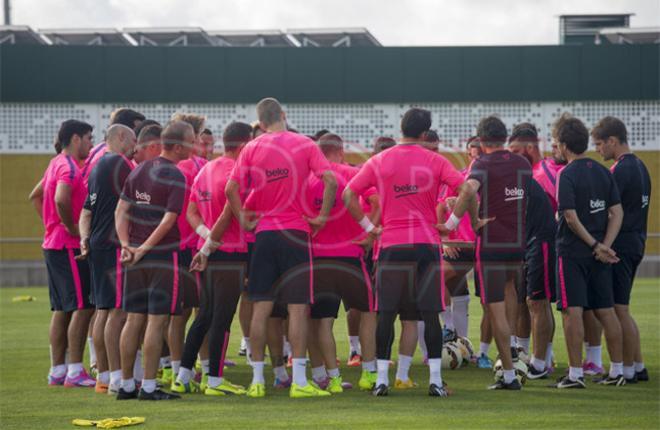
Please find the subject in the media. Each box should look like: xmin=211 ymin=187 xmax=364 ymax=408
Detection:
xmin=375 ymin=243 xmax=445 ymax=320
xmin=523 ymin=240 xmax=556 ymax=302
xmin=270 ymin=302 xmax=288 ymax=319
xmin=612 ymin=252 xmax=642 ymax=306
xmin=474 ymin=238 xmax=524 ymax=304
xmin=123 ymin=252 xmax=182 ymax=315
xmin=556 ymin=256 xmax=614 ymax=311
xmin=199 ymin=251 xmax=249 ymax=323
xmin=89 ymin=248 xmax=123 ymax=309
xmin=443 ymin=248 xmax=474 ymax=297
xmin=247 ymin=230 xmax=312 ymax=305
xmin=311 ymin=257 xmax=373 ymax=319
xmin=178 ymin=249 xmax=200 ymax=309
xmin=44 ymin=248 xmax=93 ymax=312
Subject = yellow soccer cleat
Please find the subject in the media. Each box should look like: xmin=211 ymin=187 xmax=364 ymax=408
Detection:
xmin=394 ymin=378 xmax=418 ymax=389
xmin=326 ymin=376 xmax=344 ymax=394
xmin=358 ymin=370 xmax=377 ymax=391
xmin=246 ymin=383 xmax=266 ymax=398
xmin=289 ymin=382 xmax=331 ymax=398
xmin=170 ymin=380 xmax=200 ymax=394
xmin=204 ymin=380 xmax=246 ymax=396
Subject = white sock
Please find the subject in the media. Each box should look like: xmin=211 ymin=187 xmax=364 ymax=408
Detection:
xmin=451 ymin=295 xmax=470 ymax=337
xmin=569 ymin=366 xmax=584 ymax=381
xmin=133 ymin=350 xmax=143 ymax=381
xmin=516 ymin=337 xmax=530 ymax=354
xmin=503 ymin=369 xmax=516 ymax=384
xmin=251 ymin=361 xmax=265 ymax=385
xmin=141 ymin=378 xmax=156 ymax=393
xmin=349 ymin=336 xmax=361 ymax=355
xmin=200 ymin=359 xmax=210 ymax=375
xmin=396 ymin=354 xmax=413 ymax=381
xmin=328 ymin=368 xmax=340 ymax=378
xmin=587 ymin=345 xmax=602 ymax=367
xmin=479 ymin=342 xmax=490 ymax=356
xmin=634 ymin=361 xmax=645 ymax=372
xmin=440 ymin=310 xmax=454 ymax=331
xmin=311 ymin=365 xmax=327 ymax=382
xmin=171 ymin=360 xmax=181 ymax=376
xmin=609 ymin=362 xmax=623 ymax=378
xmin=177 ymin=367 xmax=193 ymax=384
xmin=545 ymin=343 xmax=554 ymax=367
xmin=121 ymin=378 xmax=136 ymax=392
xmin=50 ymin=364 xmax=66 ymax=377
xmin=376 ymin=359 xmax=390 ymax=386
xmin=417 ymin=321 xmax=428 ymax=358
xmin=98 ymin=370 xmax=110 ymax=384
xmin=623 ymin=365 xmax=635 ymax=380
xmin=208 ymin=376 xmax=223 ymax=388
xmin=362 ymin=360 xmax=376 ymax=372
xmin=67 ymin=362 xmax=84 ymax=378
xmin=160 ymin=356 xmax=171 ymax=368
xmin=87 ymin=337 xmax=96 ymax=366
xmin=428 ymin=358 xmax=442 ymax=386
xmin=244 ymin=338 xmax=252 ymax=357
xmin=510 ymin=336 xmax=517 ymax=348
xmin=292 ymin=358 xmax=308 ymax=387
xmin=110 ymin=370 xmax=122 ymax=387
xmin=531 ymin=357 xmax=545 ymax=372
xmin=273 ymin=365 xmax=289 ymax=381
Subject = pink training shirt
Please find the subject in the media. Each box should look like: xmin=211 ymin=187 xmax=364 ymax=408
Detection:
xmin=347 ymin=144 xmax=464 ymax=249
xmin=230 ymin=131 xmax=331 ymax=234
xmin=307 ymin=162 xmax=373 ymax=258
xmin=177 ymin=156 xmax=207 ymax=250
xmin=190 ymin=156 xmax=248 ymax=253
xmin=532 ymin=158 xmax=563 ymax=212
xmin=81 ymin=142 xmax=108 ymax=189
xmin=438 ymin=166 xmax=476 ymax=242
xmin=41 ymin=154 xmax=87 ymax=249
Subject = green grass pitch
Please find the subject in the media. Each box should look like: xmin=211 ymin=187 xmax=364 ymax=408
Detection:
xmin=1 ymin=279 xmax=659 ymax=429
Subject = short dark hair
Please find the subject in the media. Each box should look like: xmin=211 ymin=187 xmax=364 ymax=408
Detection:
xmin=162 ymin=121 xmax=193 ymax=150
xmin=134 ymin=119 xmax=161 ymax=139
xmin=57 ymin=120 xmax=93 ymax=148
xmin=556 ymin=116 xmax=589 ymax=155
xmin=202 ymin=128 xmax=213 ymax=136
xmin=137 ymin=124 xmax=162 ymax=144
xmin=509 ymin=122 xmax=538 ymax=144
xmin=111 ymin=109 xmax=145 ymax=130
xmin=421 ymin=129 xmax=440 ymax=143
xmin=591 ymin=116 xmax=628 ymax=144
xmin=373 ymin=136 xmax=396 ymax=154
xmin=318 ymin=133 xmax=343 ymax=155
xmin=466 ymin=135 xmax=480 ymax=149
xmin=477 ymin=116 xmax=507 ymax=147
xmin=222 ymin=121 xmax=252 ymax=151
xmin=401 ymin=108 xmax=432 ymax=139
xmin=313 ymin=129 xmax=330 ymax=141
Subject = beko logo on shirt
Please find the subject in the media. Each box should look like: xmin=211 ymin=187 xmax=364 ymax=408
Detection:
xmin=589 ymin=199 xmax=606 ymax=214
xmin=199 ymin=190 xmax=212 ymax=202
xmin=266 ymin=168 xmax=289 ymax=182
xmin=642 ymin=195 xmax=649 ymax=208
xmin=135 ymin=190 xmax=151 ymax=205
xmin=504 ymin=187 xmax=524 ymax=201
xmin=393 ymin=184 xmax=418 ymax=198
xmin=89 ymin=193 xmax=97 ymax=206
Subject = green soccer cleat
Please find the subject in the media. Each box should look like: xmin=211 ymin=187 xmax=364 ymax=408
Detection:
xmin=246 ymin=383 xmax=266 ymax=398
xmin=326 ymin=376 xmax=344 ymax=394
xmin=170 ymin=380 xmax=200 ymax=394
xmin=290 ymin=382 xmax=331 ymax=398
xmin=157 ymin=367 xmax=173 ymax=386
xmin=358 ymin=370 xmax=377 ymax=391
xmin=205 ymin=380 xmax=247 ymax=396
xmin=200 ymin=373 xmax=209 ymax=391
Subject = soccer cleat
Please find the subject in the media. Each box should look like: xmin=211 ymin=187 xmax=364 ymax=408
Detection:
xmin=95 ymin=381 xmax=109 ymax=394
xmin=138 ymin=388 xmax=181 ymax=400
xmin=551 ymin=375 xmax=586 ymax=389
xmin=358 ymin=370 xmax=377 ymax=391
xmin=477 ymin=353 xmax=493 ymax=369
xmin=157 ymin=367 xmax=174 ymax=386
xmin=326 ymin=376 xmax=344 ymax=394
xmin=341 ymin=381 xmax=353 ymax=390
xmin=442 ymin=328 xmax=457 ymax=343
xmin=527 ymin=366 xmax=549 ymax=380
xmin=48 ymin=373 xmax=66 ymax=386
xmin=372 ymin=384 xmax=389 ymax=396
xmin=170 ymin=379 xmax=200 ymax=394
xmin=290 ymin=382 xmax=331 ymax=398
xmin=625 ymin=374 xmax=638 ymax=384
xmin=116 ymin=388 xmax=138 ymax=400
xmin=273 ymin=377 xmax=292 ymax=389
xmin=488 ymin=377 xmax=522 ymax=390
xmin=200 ymin=373 xmax=209 ymax=391
xmin=64 ymin=370 xmax=96 ymax=388
xmin=636 ymin=368 xmax=649 ymax=381
xmin=428 ymin=383 xmax=451 ymax=397
xmin=582 ymin=361 xmax=605 ymax=376
xmin=205 ymin=380 xmax=246 ymax=396
xmin=594 ymin=374 xmax=626 ymax=386
xmin=108 ymin=382 xmax=120 ymax=395
xmin=394 ymin=378 xmax=418 ymax=389
xmin=246 ymin=383 xmax=266 ymax=398
xmin=347 ymin=352 xmax=362 ymax=367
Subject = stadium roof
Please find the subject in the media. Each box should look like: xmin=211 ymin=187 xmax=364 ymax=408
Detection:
xmin=0 ymin=25 xmax=47 ymax=44
xmin=207 ymin=30 xmax=296 ymax=47
xmin=123 ymin=27 xmax=218 ymax=46
xmin=39 ymin=28 xmax=133 ymax=46
xmin=599 ymin=27 xmax=660 ymax=44
xmin=287 ymin=28 xmax=381 ymax=47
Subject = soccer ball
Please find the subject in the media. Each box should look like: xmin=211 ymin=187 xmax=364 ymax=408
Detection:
xmin=493 ymin=359 xmax=528 ymax=385
xmin=441 ymin=343 xmax=463 ymax=369
xmin=454 ymin=337 xmax=475 ymax=363
xmin=516 ymin=347 xmax=530 ymax=365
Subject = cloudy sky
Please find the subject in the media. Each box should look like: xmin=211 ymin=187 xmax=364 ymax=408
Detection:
xmin=4 ymin=0 xmax=659 ymax=45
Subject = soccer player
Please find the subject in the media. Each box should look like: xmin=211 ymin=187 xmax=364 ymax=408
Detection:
xmin=223 ymin=98 xmax=337 ymax=398
xmin=592 ymin=116 xmax=651 ymax=383
xmin=344 ymin=108 xmax=465 ymax=397
xmin=133 ymin=124 xmax=163 ymax=165
xmin=79 ymin=124 xmax=137 ymax=394
xmin=440 ymin=116 xmax=531 ymax=390
xmin=305 ymin=133 xmax=378 ymax=393
xmin=551 ymin=114 xmax=625 ymax=388
xmin=199 ymin=128 xmax=215 ymax=160
xmin=35 ymin=120 xmax=95 ymax=387
xmin=170 ymin=121 xmax=254 ymax=396
xmin=114 ymin=120 xmax=193 ymax=400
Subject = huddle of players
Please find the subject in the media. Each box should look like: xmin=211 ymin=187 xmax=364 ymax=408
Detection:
xmin=34 ymin=98 xmax=650 ymax=400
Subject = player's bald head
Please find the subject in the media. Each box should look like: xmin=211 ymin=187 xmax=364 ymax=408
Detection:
xmin=106 ymin=124 xmax=135 ymax=143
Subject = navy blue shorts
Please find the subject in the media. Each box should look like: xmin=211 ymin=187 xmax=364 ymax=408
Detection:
xmin=123 ymin=251 xmax=182 ymax=315
xmin=89 ymin=248 xmax=123 ymax=309
xmin=556 ymin=256 xmax=614 ymax=311
xmin=44 ymin=248 xmax=93 ymax=312
xmin=311 ymin=257 xmax=373 ymax=319
xmin=523 ymin=239 xmax=556 ymax=302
